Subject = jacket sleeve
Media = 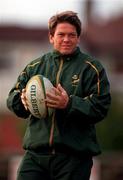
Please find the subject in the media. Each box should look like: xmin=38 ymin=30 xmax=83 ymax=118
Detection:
xmin=66 ymin=60 xmax=111 ymax=124
xmin=6 ymin=67 xmax=30 ymax=118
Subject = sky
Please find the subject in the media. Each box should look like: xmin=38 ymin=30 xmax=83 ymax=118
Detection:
xmin=94 ymin=0 xmax=123 ymax=18
xmin=0 ymin=0 xmax=80 ymax=26
xmin=0 ymin=0 xmax=123 ymax=27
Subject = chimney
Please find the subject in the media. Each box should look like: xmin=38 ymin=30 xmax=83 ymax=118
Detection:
xmin=84 ymin=0 xmax=94 ymax=26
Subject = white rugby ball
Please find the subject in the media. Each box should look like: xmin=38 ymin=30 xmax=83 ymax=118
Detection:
xmin=26 ymin=75 xmax=54 ymax=119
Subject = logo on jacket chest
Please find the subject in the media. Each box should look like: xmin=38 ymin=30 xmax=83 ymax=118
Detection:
xmin=71 ymin=74 xmax=80 ymax=86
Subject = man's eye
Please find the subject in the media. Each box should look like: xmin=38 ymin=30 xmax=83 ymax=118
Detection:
xmin=69 ymin=34 xmax=77 ymax=37
xmin=58 ymin=33 xmax=64 ymax=37
xmin=57 ymin=33 xmax=77 ymax=38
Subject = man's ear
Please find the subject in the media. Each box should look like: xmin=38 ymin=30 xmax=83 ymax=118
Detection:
xmin=77 ymin=36 xmax=80 ymax=44
xmin=49 ymin=33 xmax=54 ymax=44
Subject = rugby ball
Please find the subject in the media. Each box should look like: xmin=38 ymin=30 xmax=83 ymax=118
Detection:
xmin=26 ymin=75 xmax=54 ymax=119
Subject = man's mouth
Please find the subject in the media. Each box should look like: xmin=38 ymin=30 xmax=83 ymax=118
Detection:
xmin=62 ymin=45 xmax=71 ymax=49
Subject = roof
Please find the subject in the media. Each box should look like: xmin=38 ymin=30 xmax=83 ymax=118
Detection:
xmin=0 ymin=25 xmax=48 ymax=42
xmin=83 ymin=16 xmax=123 ymax=55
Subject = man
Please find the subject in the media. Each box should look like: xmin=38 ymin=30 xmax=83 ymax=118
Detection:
xmin=7 ymin=11 xmax=111 ymax=180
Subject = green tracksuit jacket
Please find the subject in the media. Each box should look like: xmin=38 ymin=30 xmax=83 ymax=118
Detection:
xmin=7 ymin=47 xmax=111 ymax=156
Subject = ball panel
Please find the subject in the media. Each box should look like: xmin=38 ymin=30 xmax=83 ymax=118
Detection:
xmin=25 ymin=76 xmax=43 ymax=118
xmin=35 ymin=75 xmax=47 ymax=118
xmin=25 ymin=75 xmax=54 ymax=119
xmin=43 ymin=76 xmax=54 ymax=117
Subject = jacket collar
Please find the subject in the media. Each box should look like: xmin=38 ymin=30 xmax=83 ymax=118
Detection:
xmin=52 ymin=47 xmax=80 ymax=61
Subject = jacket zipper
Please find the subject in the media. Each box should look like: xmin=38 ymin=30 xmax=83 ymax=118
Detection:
xmin=56 ymin=58 xmax=64 ymax=86
xmin=49 ymin=58 xmax=64 ymax=154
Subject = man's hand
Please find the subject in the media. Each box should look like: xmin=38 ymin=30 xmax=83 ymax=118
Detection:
xmin=21 ymin=88 xmax=28 ymax=110
xmin=45 ymin=84 xmax=69 ymax=109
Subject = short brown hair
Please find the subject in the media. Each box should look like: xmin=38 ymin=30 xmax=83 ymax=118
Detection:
xmin=48 ymin=11 xmax=81 ymax=37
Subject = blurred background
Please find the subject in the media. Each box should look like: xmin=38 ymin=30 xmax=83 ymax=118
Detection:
xmin=0 ymin=0 xmax=123 ymax=179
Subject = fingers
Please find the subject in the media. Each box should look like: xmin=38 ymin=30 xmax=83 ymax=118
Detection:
xmin=46 ymin=99 xmax=59 ymax=108
xmin=21 ymin=89 xmax=28 ymax=110
xmin=57 ymin=84 xmax=67 ymax=96
xmin=45 ymin=84 xmax=69 ymax=109
xmin=46 ymin=88 xmax=60 ymax=106
xmin=57 ymin=83 xmax=64 ymax=92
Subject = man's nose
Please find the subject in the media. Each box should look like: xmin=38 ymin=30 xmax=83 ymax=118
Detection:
xmin=63 ymin=35 xmax=69 ymax=41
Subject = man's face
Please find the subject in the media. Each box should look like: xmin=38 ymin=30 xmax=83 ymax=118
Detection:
xmin=49 ymin=22 xmax=80 ymax=55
